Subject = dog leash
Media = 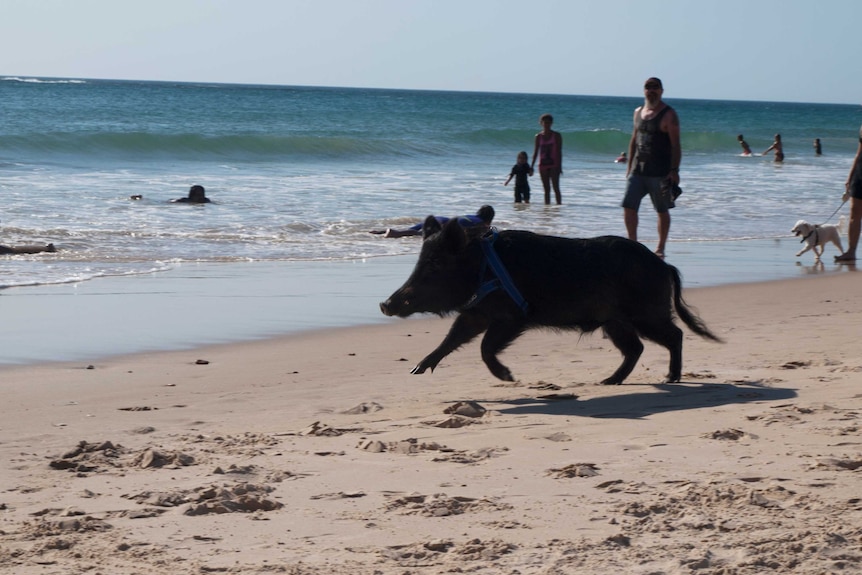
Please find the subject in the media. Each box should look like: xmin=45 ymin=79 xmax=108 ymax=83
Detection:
xmin=801 ymin=196 xmax=848 ymax=245
xmin=819 ymin=197 xmax=848 ymax=226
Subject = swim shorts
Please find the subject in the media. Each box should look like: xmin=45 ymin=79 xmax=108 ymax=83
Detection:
xmin=622 ymin=174 xmax=674 ymax=213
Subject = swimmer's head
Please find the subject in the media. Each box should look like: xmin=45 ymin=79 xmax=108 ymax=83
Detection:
xmin=476 ymin=205 xmax=495 ymax=224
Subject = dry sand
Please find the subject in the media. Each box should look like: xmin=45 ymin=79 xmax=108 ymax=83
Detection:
xmin=1 ymin=272 xmax=861 ymax=574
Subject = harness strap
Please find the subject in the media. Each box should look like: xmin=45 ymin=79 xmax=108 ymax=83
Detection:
xmin=462 ymin=229 xmax=529 ymax=314
xmin=800 ymin=227 xmax=819 ymax=244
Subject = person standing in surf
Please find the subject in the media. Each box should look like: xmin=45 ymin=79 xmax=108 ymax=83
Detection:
xmin=622 ymin=77 xmax=681 ymax=258
xmin=531 ymin=114 xmax=563 ymax=205
xmin=738 ymin=134 xmax=752 ymax=156
xmin=762 ymin=134 xmax=784 ymax=162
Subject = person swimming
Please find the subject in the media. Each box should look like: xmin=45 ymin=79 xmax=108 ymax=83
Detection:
xmin=0 ymin=243 xmax=56 ymax=254
xmin=370 ymin=205 xmax=495 ymax=238
xmin=171 ymin=185 xmax=211 ymax=203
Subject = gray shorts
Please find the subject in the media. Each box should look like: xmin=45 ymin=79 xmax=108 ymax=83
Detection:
xmin=622 ymin=174 xmax=673 ymax=213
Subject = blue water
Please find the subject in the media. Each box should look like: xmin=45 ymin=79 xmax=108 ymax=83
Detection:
xmin=2 ymin=77 xmax=861 ymax=289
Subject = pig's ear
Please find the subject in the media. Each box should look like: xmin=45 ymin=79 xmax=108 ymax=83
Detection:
xmin=421 ymin=216 xmax=442 ymax=239
xmin=438 ymin=218 xmax=467 ymax=252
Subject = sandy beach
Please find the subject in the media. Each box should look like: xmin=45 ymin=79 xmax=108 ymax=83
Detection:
xmin=1 ymin=267 xmax=861 ymax=574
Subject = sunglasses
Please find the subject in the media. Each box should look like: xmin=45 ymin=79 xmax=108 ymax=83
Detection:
xmin=644 ymin=83 xmax=661 ymax=90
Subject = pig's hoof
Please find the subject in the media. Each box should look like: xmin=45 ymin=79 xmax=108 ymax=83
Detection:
xmin=411 ymin=361 xmax=436 ymax=375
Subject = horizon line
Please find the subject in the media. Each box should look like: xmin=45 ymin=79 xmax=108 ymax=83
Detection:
xmin=3 ymin=74 xmax=860 ymax=108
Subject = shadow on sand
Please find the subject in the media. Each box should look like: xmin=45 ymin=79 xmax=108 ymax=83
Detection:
xmin=493 ymin=381 xmax=797 ymax=420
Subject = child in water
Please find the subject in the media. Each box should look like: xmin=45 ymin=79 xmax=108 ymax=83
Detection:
xmin=737 ymin=134 xmax=752 ymax=156
xmin=504 ymin=151 xmax=533 ymax=203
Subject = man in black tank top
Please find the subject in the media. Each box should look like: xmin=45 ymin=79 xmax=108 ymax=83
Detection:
xmin=621 ymin=77 xmax=681 ymax=257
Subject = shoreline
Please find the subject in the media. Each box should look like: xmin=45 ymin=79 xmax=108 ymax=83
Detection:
xmin=0 ymin=237 xmax=856 ymax=366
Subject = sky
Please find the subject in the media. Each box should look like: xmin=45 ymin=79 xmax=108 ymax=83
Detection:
xmin=2 ymin=0 xmax=861 ymax=105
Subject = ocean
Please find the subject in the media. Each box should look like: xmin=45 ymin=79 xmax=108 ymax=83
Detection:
xmin=1 ymin=77 xmax=860 ymax=363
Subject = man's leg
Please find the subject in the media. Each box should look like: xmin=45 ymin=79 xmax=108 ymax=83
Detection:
xmin=656 ymin=211 xmax=671 ymax=256
xmin=624 ymin=207 xmax=639 ymax=241
xmin=836 ymin=197 xmax=861 ymax=261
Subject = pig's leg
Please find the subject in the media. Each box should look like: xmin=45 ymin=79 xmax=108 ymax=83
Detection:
xmin=411 ymin=312 xmax=488 ymax=375
xmin=600 ymin=321 xmax=644 ymax=385
xmin=479 ymin=321 xmax=525 ymax=381
xmin=636 ymin=319 xmax=683 ymax=383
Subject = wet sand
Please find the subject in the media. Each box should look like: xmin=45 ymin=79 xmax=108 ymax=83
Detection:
xmin=0 ymin=237 xmax=852 ymax=365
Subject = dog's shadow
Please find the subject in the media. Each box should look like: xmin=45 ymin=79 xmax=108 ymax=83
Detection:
xmin=491 ymin=380 xmax=796 ymax=419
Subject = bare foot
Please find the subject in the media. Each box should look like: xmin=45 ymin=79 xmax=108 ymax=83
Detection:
xmin=834 ymin=253 xmax=857 ymax=263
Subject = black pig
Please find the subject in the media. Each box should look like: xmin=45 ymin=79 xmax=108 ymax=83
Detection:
xmin=380 ymin=215 xmax=721 ymax=385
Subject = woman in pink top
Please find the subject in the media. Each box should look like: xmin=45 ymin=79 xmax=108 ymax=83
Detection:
xmin=531 ymin=113 xmax=563 ymax=204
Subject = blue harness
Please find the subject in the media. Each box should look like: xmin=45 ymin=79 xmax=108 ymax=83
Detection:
xmin=462 ymin=229 xmax=529 ymax=314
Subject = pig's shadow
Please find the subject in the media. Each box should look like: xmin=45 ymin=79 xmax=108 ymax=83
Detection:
xmin=491 ymin=381 xmax=796 ymax=419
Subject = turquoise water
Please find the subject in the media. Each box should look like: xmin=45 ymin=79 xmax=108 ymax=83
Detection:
xmin=2 ymin=76 xmax=861 ymax=289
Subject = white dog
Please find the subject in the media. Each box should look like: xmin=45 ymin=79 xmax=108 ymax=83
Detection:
xmin=791 ymin=219 xmax=844 ymax=260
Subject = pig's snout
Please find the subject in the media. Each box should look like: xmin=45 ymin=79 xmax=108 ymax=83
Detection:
xmin=380 ymin=300 xmax=395 ymax=316
xmin=380 ymin=297 xmax=405 ymax=317
xmin=380 ymin=290 xmax=412 ymax=317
